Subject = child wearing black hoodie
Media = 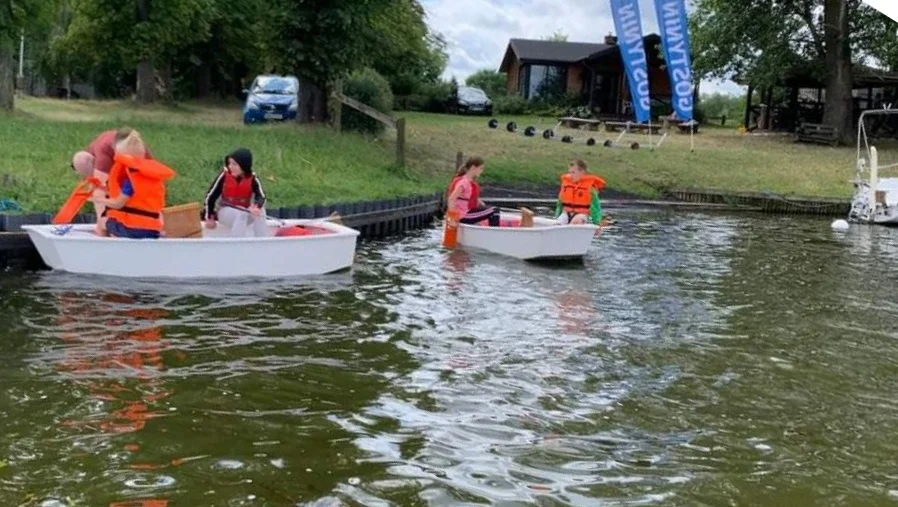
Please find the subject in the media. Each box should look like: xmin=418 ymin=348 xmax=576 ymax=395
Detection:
xmin=202 ymin=148 xmax=269 ymax=237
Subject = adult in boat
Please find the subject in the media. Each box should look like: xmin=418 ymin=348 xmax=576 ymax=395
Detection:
xmin=446 ymin=156 xmax=500 ymax=227
xmin=71 ymin=128 xmax=154 ymax=233
xmin=555 ymin=159 xmax=605 ymax=225
xmin=71 ymin=128 xmax=156 ymax=184
xmin=89 ymin=131 xmax=175 ymax=239
xmin=202 ymin=148 xmax=269 ymax=237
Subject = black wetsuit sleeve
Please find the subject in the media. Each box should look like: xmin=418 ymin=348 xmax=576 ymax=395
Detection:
xmin=252 ymin=177 xmax=266 ymax=208
xmin=202 ymin=172 xmax=226 ymax=220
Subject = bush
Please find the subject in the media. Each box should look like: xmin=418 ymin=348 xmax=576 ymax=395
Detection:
xmin=528 ymin=92 xmax=584 ymax=117
xmin=415 ymin=81 xmax=452 ymax=113
xmin=693 ymin=103 xmax=708 ymax=124
xmin=342 ymin=68 xmax=395 ymax=134
xmin=494 ymin=95 xmax=530 ymax=115
xmin=563 ymin=105 xmax=594 ymax=119
xmin=465 ymin=69 xmax=507 ymax=100
xmin=651 ymin=101 xmax=673 ymax=120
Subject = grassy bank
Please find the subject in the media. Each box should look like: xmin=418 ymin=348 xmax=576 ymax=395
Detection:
xmin=0 ymin=98 xmax=887 ymax=212
xmin=402 ymin=112 xmax=892 ymax=199
xmin=1 ymin=99 xmax=445 ymax=212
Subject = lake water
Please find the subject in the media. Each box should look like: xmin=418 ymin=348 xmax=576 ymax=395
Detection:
xmin=2 ymin=210 xmax=898 ymax=506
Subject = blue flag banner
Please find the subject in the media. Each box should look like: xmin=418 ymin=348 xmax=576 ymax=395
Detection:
xmin=609 ymin=0 xmax=651 ymax=124
xmin=654 ymin=0 xmax=694 ymax=121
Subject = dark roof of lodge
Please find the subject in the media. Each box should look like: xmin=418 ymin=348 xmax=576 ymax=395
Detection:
xmin=506 ymin=39 xmax=612 ymax=63
xmin=499 ymin=34 xmax=662 ymax=72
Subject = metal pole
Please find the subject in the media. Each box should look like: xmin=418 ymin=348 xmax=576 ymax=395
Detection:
xmin=17 ymin=30 xmax=24 ymax=78
xmin=690 ymin=121 xmax=695 ymax=153
xmin=869 ymin=146 xmax=879 ymax=212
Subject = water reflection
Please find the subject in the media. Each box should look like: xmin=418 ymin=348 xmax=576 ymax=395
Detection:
xmin=50 ymin=291 xmax=176 ymax=506
xmin=553 ymin=290 xmax=596 ymax=337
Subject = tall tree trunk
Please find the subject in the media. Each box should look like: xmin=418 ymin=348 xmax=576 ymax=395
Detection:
xmin=823 ymin=0 xmax=853 ymax=143
xmin=196 ymin=64 xmax=212 ymax=99
xmin=311 ymin=83 xmax=327 ymax=123
xmin=134 ymin=0 xmax=157 ymax=104
xmin=136 ymin=59 xmax=157 ymax=103
xmin=157 ymin=61 xmax=173 ymax=103
xmin=0 ymin=43 xmax=14 ymax=111
xmin=298 ymin=78 xmax=313 ymax=124
xmin=297 ymin=78 xmax=328 ymax=124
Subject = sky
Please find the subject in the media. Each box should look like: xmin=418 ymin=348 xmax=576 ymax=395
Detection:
xmin=420 ymin=0 xmax=745 ymax=96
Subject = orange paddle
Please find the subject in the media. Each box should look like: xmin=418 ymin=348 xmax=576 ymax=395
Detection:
xmin=52 ymin=177 xmax=102 ymax=225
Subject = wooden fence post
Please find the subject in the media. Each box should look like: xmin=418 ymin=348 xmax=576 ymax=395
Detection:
xmin=396 ymin=117 xmax=406 ymax=167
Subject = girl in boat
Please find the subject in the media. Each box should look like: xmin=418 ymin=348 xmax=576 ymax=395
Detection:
xmin=202 ymin=148 xmax=269 ymax=237
xmin=555 ymin=159 xmax=605 ymax=225
xmin=446 ymin=156 xmax=500 ymax=227
xmin=89 ymin=131 xmax=175 ymax=239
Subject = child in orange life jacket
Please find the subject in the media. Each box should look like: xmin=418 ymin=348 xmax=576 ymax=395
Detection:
xmin=202 ymin=148 xmax=269 ymax=237
xmin=555 ymin=159 xmax=605 ymax=225
xmin=89 ymin=131 xmax=174 ymax=239
xmin=447 ymin=156 xmax=500 ymax=227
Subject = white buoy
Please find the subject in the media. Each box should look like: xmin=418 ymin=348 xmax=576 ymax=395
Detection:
xmin=831 ymin=219 xmax=850 ymax=231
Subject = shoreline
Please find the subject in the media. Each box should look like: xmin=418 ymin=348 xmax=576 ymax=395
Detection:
xmin=0 ymin=184 xmax=850 ymax=233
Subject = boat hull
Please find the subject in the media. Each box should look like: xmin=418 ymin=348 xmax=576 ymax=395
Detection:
xmin=849 ymin=177 xmax=898 ymax=226
xmin=456 ymin=213 xmax=598 ymax=260
xmin=22 ymin=220 xmax=360 ymax=279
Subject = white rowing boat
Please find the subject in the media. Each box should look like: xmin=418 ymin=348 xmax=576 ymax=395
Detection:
xmin=21 ymin=219 xmax=359 ymax=279
xmin=456 ymin=211 xmax=598 ymax=260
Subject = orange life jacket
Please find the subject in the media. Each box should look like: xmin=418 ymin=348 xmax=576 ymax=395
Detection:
xmin=221 ymin=171 xmax=255 ymax=208
xmin=558 ymin=174 xmax=605 ymax=213
xmin=106 ymin=154 xmax=175 ymax=232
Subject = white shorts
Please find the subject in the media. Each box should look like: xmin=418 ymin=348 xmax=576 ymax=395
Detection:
xmin=556 ymin=212 xmax=590 ymax=225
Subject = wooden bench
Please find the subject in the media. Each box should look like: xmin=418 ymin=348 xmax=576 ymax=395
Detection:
xmin=796 ymin=123 xmax=840 ymax=146
xmin=558 ymin=117 xmax=603 ymax=131
xmin=604 ymin=121 xmax=662 ymax=134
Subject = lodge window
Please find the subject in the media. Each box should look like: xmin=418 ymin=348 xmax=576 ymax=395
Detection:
xmin=520 ymin=64 xmax=567 ymax=100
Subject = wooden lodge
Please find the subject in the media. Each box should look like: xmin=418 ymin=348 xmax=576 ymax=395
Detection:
xmin=498 ymin=34 xmax=675 ymax=120
xmin=741 ymin=64 xmax=898 ymax=136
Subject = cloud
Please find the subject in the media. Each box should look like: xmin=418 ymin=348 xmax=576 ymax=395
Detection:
xmin=421 ymin=0 xmax=746 ymax=96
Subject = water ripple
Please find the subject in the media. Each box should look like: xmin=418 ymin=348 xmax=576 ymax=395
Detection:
xmin=1 ymin=212 xmax=897 ymax=505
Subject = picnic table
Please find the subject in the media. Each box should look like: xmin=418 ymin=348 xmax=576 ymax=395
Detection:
xmin=558 ymin=117 xmax=603 ymax=131
xmin=604 ymin=122 xmax=662 ymax=134
xmin=677 ymin=121 xmax=699 ymax=134
xmin=795 ymin=123 xmax=840 ymax=146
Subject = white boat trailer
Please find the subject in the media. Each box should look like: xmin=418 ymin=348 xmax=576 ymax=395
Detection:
xmin=849 ymin=108 xmax=898 ymax=225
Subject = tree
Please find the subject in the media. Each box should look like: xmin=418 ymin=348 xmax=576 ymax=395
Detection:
xmin=0 ymin=0 xmax=52 ymax=110
xmin=366 ymin=0 xmax=447 ymax=96
xmin=53 ymin=0 xmax=215 ymax=103
xmin=448 ymin=76 xmax=459 ymax=112
xmin=823 ymin=0 xmax=852 ymax=139
xmin=271 ymin=0 xmax=394 ymax=124
xmin=465 ymin=69 xmax=506 ymax=98
xmin=174 ymin=0 xmax=268 ymax=99
xmin=692 ymin=0 xmax=896 ymax=141
xmin=543 ymin=30 xmax=568 ymax=42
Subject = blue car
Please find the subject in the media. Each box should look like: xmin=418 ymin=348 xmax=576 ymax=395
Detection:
xmin=242 ymin=75 xmax=299 ymax=125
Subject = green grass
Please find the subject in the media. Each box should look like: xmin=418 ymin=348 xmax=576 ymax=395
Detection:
xmin=0 ymin=98 xmax=888 ymax=213
xmin=0 ymin=98 xmax=446 ymax=213
xmin=401 ymin=111 xmax=896 ymax=200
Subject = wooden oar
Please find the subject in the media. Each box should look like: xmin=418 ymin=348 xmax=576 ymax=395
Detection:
xmin=225 ymin=205 xmax=344 ymax=228
xmin=223 ymin=205 xmax=286 ymax=227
